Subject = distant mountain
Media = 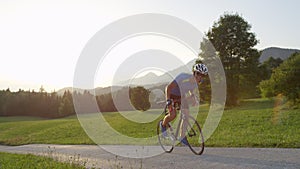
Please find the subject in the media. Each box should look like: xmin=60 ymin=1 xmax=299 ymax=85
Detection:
xmin=57 ymin=87 xmax=82 ymax=96
xmin=56 ymin=59 xmax=196 ymax=96
xmin=259 ymin=47 xmax=300 ymax=63
xmin=129 ymin=72 xmax=161 ymax=86
xmin=117 ymin=59 xmax=196 ymax=87
xmin=57 ymin=47 xmax=300 ymax=96
xmin=122 ymin=46 xmax=300 ymax=86
xmin=57 ymin=86 xmax=123 ymax=96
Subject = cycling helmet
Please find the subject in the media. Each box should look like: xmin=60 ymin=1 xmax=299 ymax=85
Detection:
xmin=193 ymin=63 xmax=208 ymax=75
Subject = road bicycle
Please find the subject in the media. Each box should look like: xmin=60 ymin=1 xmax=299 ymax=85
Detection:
xmin=157 ymin=100 xmax=205 ymax=155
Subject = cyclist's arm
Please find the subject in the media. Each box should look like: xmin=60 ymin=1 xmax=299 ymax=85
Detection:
xmin=165 ymin=81 xmax=178 ymax=101
xmin=190 ymin=89 xmax=200 ymax=106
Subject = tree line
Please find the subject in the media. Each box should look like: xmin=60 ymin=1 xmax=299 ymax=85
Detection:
xmin=0 ymin=86 xmax=151 ymax=118
xmin=0 ymin=89 xmax=74 ymax=118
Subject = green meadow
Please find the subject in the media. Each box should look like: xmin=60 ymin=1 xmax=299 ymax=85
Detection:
xmin=0 ymin=152 xmax=85 ymax=169
xmin=0 ymin=98 xmax=299 ymax=148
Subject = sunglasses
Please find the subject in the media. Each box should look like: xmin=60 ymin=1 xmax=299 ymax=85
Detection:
xmin=196 ymin=72 xmax=206 ymax=77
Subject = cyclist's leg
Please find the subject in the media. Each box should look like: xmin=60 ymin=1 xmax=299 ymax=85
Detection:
xmin=160 ymin=106 xmax=175 ymax=138
xmin=180 ymin=109 xmax=189 ymax=136
xmin=180 ymin=100 xmax=190 ymax=145
xmin=162 ymin=107 xmax=176 ymax=127
xmin=162 ymin=95 xmax=179 ymax=127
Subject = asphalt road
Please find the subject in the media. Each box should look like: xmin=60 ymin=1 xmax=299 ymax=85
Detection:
xmin=0 ymin=144 xmax=299 ymax=169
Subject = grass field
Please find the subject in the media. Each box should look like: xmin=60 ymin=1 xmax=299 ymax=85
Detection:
xmin=0 ymin=98 xmax=299 ymax=148
xmin=0 ymin=152 xmax=85 ymax=169
xmin=207 ymin=98 xmax=300 ymax=147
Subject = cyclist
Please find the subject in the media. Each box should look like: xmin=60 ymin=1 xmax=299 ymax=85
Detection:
xmin=160 ymin=63 xmax=208 ymax=145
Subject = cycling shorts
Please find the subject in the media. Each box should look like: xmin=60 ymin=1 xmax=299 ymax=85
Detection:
xmin=170 ymin=94 xmax=188 ymax=110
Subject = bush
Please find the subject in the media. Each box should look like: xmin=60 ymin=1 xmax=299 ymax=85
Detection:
xmin=259 ymin=53 xmax=300 ymax=104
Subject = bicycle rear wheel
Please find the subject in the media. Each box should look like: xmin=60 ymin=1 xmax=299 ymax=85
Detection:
xmin=157 ymin=120 xmax=174 ymax=153
xmin=184 ymin=116 xmax=205 ymax=155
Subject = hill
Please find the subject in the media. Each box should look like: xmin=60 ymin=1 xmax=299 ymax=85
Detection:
xmin=116 ymin=59 xmax=196 ymax=87
xmin=112 ymin=47 xmax=300 ymax=87
xmin=57 ymin=86 xmax=123 ymax=96
xmin=259 ymin=47 xmax=300 ymax=63
xmin=56 ymin=47 xmax=300 ymax=95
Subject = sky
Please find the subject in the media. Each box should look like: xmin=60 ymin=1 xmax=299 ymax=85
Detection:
xmin=0 ymin=0 xmax=299 ymax=92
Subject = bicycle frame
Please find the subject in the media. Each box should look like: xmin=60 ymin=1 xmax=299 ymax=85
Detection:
xmin=158 ymin=100 xmax=205 ymax=155
xmin=163 ymin=104 xmax=194 ymax=142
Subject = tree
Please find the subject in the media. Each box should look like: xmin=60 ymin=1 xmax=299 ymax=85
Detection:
xmin=259 ymin=57 xmax=284 ymax=80
xmin=96 ymin=93 xmax=116 ymax=112
xmin=129 ymin=86 xmax=151 ymax=111
xmin=259 ymin=53 xmax=300 ymax=104
xmin=58 ymin=90 xmax=74 ymax=117
xmin=206 ymin=13 xmax=260 ymax=105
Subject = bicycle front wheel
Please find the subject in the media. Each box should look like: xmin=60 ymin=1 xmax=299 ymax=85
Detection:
xmin=157 ymin=120 xmax=174 ymax=153
xmin=185 ymin=116 xmax=205 ymax=155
